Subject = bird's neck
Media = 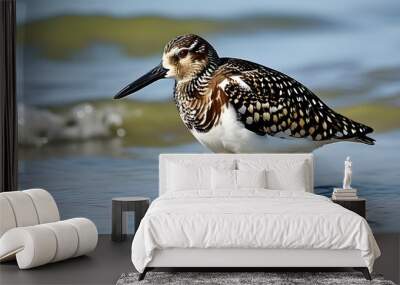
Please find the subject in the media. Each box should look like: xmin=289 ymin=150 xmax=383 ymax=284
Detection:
xmin=175 ymin=59 xmax=219 ymax=99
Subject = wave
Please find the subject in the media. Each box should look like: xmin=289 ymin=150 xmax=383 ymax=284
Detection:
xmin=18 ymin=103 xmax=123 ymax=146
xmin=18 ymin=99 xmax=194 ymax=148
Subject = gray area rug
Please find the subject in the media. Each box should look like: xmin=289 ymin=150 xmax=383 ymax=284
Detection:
xmin=116 ymin=272 xmax=396 ymax=285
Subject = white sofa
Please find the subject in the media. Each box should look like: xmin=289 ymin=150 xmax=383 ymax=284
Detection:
xmin=0 ymin=189 xmax=98 ymax=269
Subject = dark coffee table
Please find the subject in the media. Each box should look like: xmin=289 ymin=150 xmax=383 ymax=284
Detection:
xmin=112 ymin=197 xmax=150 ymax=242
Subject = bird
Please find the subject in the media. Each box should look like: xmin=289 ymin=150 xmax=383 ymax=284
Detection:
xmin=114 ymin=34 xmax=375 ymax=153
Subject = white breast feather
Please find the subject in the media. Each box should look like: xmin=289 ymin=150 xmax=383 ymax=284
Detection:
xmin=191 ymin=104 xmax=328 ymax=153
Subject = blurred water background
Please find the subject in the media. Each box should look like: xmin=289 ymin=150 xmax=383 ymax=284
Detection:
xmin=16 ymin=0 xmax=400 ymax=233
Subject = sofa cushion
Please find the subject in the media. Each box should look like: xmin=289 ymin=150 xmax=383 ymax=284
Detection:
xmin=0 ymin=196 xmax=17 ymax=237
xmin=0 ymin=189 xmax=60 ymax=238
xmin=24 ymin=189 xmax=60 ymax=224
xmin=1 ymin=192 xmax=39 ymax=227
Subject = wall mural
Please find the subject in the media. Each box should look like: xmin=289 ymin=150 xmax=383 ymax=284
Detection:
xmin=17 ymin=0 xmax=400 ymax=234
xmin=114 ymin=34 xmax=375 ymax=153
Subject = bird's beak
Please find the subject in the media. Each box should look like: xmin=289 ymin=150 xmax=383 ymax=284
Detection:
xmin=114 ymin=63 xmax=168 ymax=99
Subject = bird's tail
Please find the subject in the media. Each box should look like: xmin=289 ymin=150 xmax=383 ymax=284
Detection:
xmin=348 ymin=123 xmax=375 ymax=145
xmin=331 ymin=113 xmax=375 ymax=145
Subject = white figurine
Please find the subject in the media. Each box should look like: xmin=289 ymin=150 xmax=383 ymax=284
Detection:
xmin=342 ymin=156 xmax=352 ymax=189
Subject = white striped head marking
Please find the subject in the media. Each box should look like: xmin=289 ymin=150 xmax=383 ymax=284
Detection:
xmin=161 ymin=34 xmax=219 ymax=81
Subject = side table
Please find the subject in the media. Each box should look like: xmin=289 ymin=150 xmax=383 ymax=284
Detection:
xmin=332 ymin=198 xmax=366 ymax=218
xmin=112 ymin=197 xmax=150 ymax=242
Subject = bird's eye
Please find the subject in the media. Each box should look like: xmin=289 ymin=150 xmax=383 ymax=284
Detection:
xmin=177 ymin=49 xmax=188 ymax=59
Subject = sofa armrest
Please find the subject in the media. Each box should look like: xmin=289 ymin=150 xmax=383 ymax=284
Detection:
xmin=0 ymin=218 xmax=97 ymax=269
xmin=0 ymin=226 xmax=57 ymax=268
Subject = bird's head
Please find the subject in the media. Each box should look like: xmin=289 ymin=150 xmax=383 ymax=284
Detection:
xmin=114 ymin=34 xmax=218 ymax=99
xmin=162 ymin=34 xmax=219 ymax=80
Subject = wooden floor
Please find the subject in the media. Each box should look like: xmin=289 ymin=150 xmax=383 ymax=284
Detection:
xmin=0 ymin=234 xmax=399 ymax=285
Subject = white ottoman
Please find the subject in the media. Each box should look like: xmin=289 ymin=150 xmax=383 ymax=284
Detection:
xmin=0 ymin=189 xmax=98 ymax=269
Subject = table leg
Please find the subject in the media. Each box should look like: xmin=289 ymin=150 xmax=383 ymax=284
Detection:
xmin=112 ymin=201 xmax=123 ymax=242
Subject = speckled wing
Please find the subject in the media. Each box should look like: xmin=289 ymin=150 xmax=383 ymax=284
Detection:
xmin=217 ymin=58 xmax=374 ymax=144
